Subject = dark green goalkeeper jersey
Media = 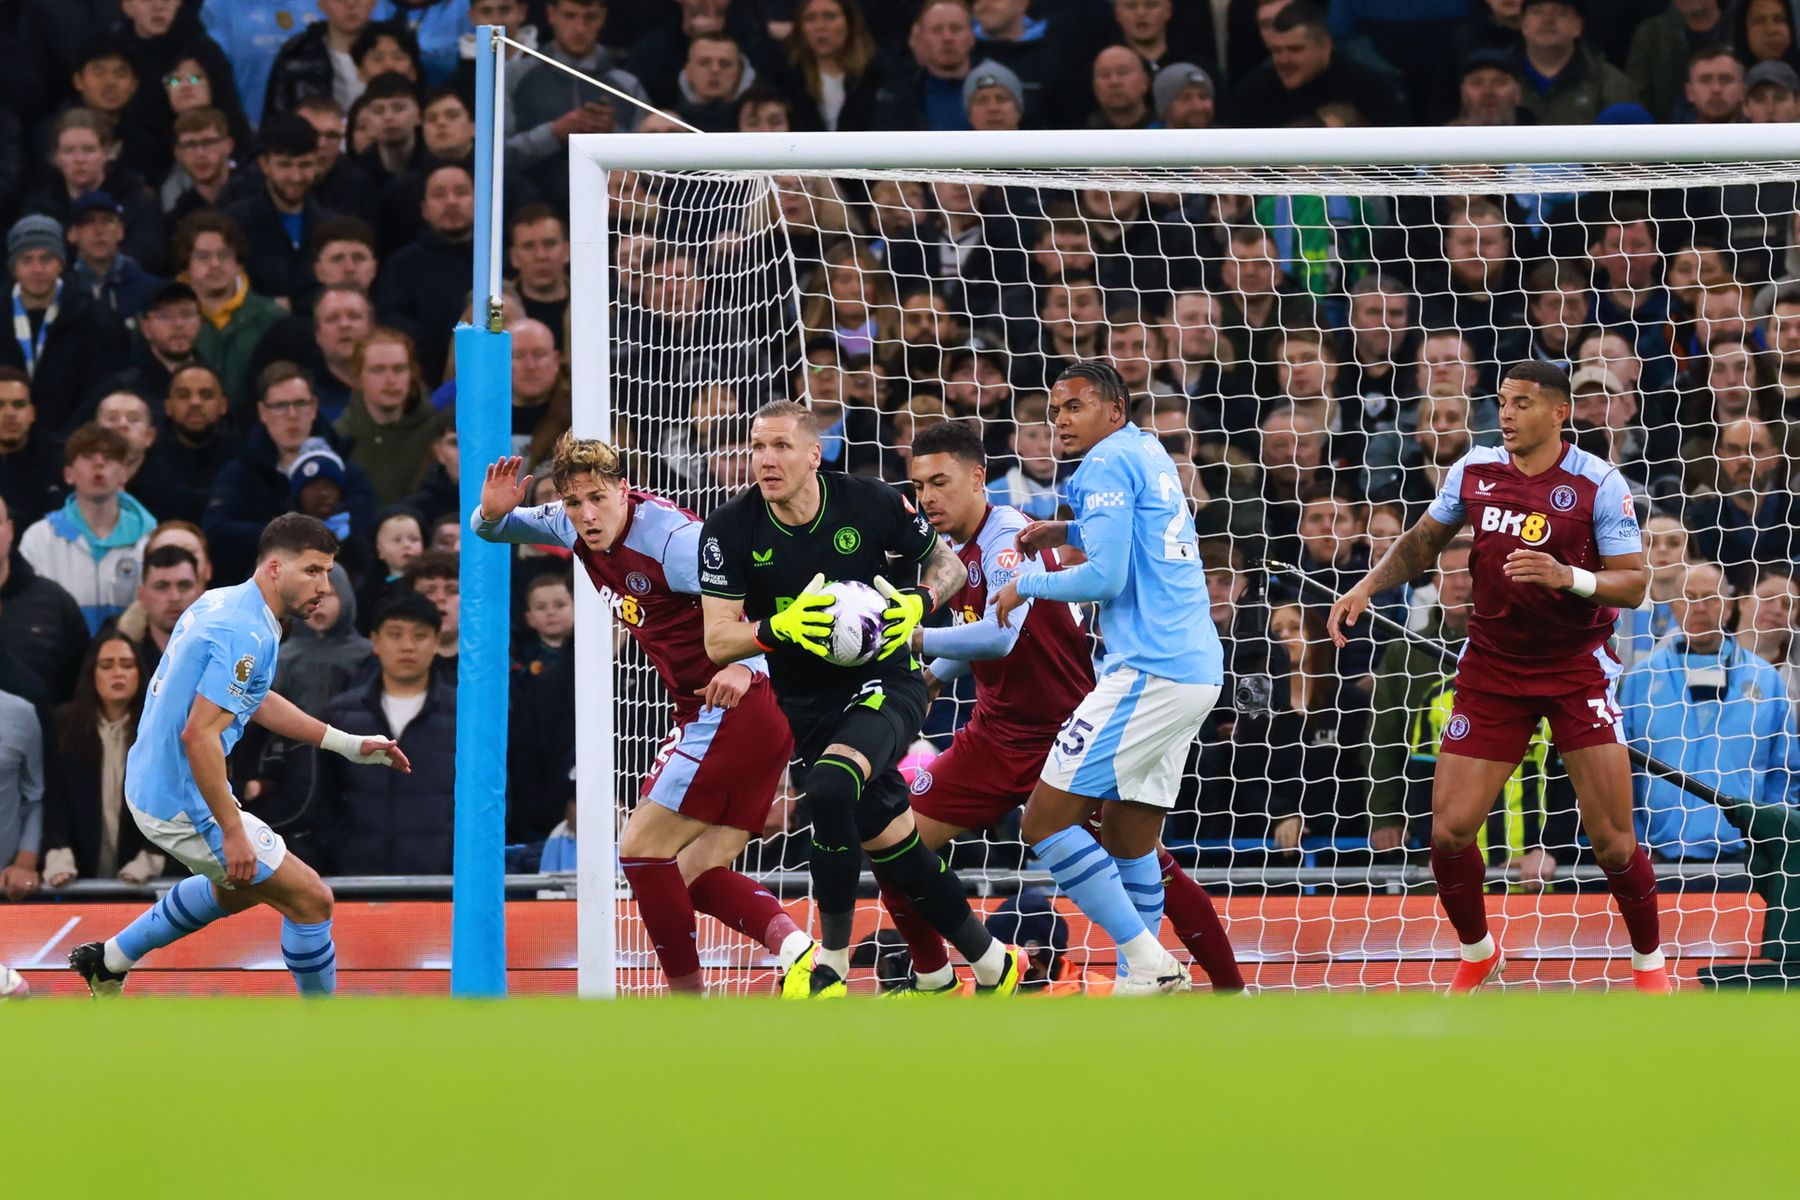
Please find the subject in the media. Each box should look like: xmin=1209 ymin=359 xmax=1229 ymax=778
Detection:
xmin=699 ymin=471 xmax=937 ymax=716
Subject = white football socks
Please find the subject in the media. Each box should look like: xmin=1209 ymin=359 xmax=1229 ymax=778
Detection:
xmin=969 ymin=941 xmax=1007 ymax=987
xmin=1119 ymin=930 xmax=1167 ymax=977
xmin=1460 ymin=933 xmax=1497 ymax=963
xmin=778 ymin=930 xmax=812 ymax=970
xmin=103 ymin=938 xmax=134 ymax=975
xmin=816 ymin=945 xmax=850 ymax=978
xmin=914 ymin=964 xmax=956 ymax=991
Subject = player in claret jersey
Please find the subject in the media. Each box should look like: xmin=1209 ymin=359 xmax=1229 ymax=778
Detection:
xmin=887 ymin=419 xmax=1244 ymax=994
xmin=474 ymin=438 xmax=811 ymax=994
xmin=1330 ymin=362 xmax=1669 ymax=994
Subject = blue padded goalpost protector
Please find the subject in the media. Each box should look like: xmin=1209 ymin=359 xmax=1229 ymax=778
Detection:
xmin=451 ymin=24 xmax=510 ymax=997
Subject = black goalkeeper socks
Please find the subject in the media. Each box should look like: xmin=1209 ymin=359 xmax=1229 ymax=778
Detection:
xmin=870 ymin=833 xmax=995 ymax=963
xmin=804 ymin=756 xmax=865 ymax=950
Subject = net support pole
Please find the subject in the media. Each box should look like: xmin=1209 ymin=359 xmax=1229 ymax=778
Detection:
xmin=569 ymin=142 xmax=618 ymax=998
xmin=450 ymin=23 xmax=509 ymax=998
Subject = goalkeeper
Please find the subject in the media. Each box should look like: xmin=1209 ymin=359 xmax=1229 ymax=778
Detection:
xmin=701 ymin=401 xmax=1020 ymax=997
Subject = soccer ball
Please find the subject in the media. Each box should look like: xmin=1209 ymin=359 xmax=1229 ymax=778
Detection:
xmin=822 ymin=580 xmax=888 ymax=667
xmin=0 ymin=963 xmax=28 ymax=1000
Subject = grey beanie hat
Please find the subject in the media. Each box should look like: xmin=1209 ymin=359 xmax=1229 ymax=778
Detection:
xmin=963 ymin=59 xmax=1024 ymax=114
xmin=1152 ymin=62 xmax=1214 ymax=121
xmin=6 ymin=215 xmax=67 ymax=268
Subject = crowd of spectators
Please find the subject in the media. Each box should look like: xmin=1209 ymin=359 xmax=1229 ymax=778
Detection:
xmin=2 ymin=0 xmax=1800 ymax=901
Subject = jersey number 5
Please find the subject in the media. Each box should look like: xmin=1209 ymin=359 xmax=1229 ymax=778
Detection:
xmin=1157 ymin=473 xmax=1197 ymax=562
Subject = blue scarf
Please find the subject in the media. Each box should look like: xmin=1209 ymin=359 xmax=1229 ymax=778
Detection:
xmin=11 ymin=280 xmax=60 ymax=378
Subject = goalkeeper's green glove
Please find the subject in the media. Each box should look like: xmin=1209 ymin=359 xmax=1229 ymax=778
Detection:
xmin=872 ymin=575 xmax=935 ymax=661
xmin=755 ymin=572 xmax=835 ymax=658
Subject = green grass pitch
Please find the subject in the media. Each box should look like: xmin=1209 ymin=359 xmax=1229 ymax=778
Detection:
xmin=5 ymin=993 xmax=1795 ymax=1197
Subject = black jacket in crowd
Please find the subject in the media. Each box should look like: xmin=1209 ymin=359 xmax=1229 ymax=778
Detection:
xmin=203 ymin=423 xmax=377 ymax=582
xmin=507 ymin=638 xmax=574 ymax=843
xmin=773 ymin=52 xmax=919 ymax=132
xmin=320 ymin=674 xmax=456 ymax=876
xmin=114 ymin=4 xmax=257 ymax=157
xmin=0 ymin=553 xmax=87 ymax=703
xmin=625 ymin=4 xmax=782 ymax=110
xmin=0 ymin=287 xmax=130 ymax=435
xmin=42 ymin=704 xmax=159 ymax=878
xmin=107 ymin=335 xmax=188 ymax=408
xmin=21 ymin=163 xmax=170 ymax=277
xmin=309 ymin=154 xmax=380 ymax=230
xmin=0 ymin=426 xmax=68 ymax=530
xmin=374 ymin=229 xmax=473 ymax=388
xmin=1227 ymin=52 xmax=1404 ymax=129
xmin=223 ymin=187 xmax=340 ymax=301
xmin=261 ymin=20 xmax=336 ymax=118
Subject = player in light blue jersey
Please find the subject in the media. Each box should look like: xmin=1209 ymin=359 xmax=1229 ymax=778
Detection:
xmin=994 ymin=362 xmax=1225 ymax=995
xmin=68 ymin=516 xmax=411 ymax=998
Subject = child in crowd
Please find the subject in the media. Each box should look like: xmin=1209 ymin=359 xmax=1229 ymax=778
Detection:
xmin=358 ymin=506 xmax=425 ymax=634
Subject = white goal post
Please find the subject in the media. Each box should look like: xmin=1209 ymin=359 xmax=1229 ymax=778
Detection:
xmin=568 ymin=125 xmax=1800 ymax=997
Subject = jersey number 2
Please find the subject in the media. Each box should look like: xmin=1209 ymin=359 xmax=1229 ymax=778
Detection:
xmin=1157 ymin=474 xmax=1196 ymax=562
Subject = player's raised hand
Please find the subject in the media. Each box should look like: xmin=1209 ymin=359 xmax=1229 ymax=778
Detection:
xmin=1325 ymin=585 xmax=1368 ymax=648
xmin=696 ymin=663 xmax=754 ymax=710
xmin=1016 ymin=520 xmax=1069 ymax=560
xmin=480 ymin=455 xmax=534 ymax=521
xmin=1504 ymin=549 xmax=1574 ymax=591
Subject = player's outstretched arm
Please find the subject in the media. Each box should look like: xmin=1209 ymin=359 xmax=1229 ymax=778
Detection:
xmin=916 ymin=604 xmax=1024 ymax=661
xmin=1003 ymin=500 xmax=1127 ymax=625
xmin=471 ymin=455 xmax=576 ymax=548
xmin=919 ymin=539 xmax=967 ymax=608
xmin=921 ymin=656 xmax=970 ymax=699
xmin=1328 ymin=513 xmax=1459 ymax=647
xmin=1016 ymin=520 xmax=1070 ymax=559
xmin=917 ymin=529 xmax=1042 ymax=662
xmin=1504 ymin=548 xmax=1648 ymax=608
xmin=704 ymin=594 xmax=779 ymax=665
xmin=252 ymin=691 xmax=412 ymax=773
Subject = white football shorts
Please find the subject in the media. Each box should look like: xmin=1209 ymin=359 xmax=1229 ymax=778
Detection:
xmin=1038 ymin=667 xmax=1219 ymax=810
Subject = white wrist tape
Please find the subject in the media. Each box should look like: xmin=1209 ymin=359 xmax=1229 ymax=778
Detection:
xmin=322 ymin=725 xmax=391 ymax=765
xmin=1566 ymin=567 xmax=1598 ymax=599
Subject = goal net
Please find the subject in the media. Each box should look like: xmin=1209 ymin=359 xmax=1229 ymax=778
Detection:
xmin=572 ymin=128 xmax=1800 ymax=995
